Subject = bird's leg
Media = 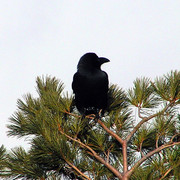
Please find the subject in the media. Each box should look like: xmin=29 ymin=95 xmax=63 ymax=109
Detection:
xmin=81 ymin=114 xmax=86 ymax=121
xmin=94 ymin=109 xmax=102 ymax=122
xmin=98 ymin=109 xmax=102 ymax=117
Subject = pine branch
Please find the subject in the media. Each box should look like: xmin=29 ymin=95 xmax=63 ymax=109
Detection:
xmin=64 ymin=111 xmax=124 ymax=145
xmin=127 ymin=141 xmax=180 ymax=178
xmin=126 ymin=102 xmax=173 ymax=142
xmin=58 ymin=126 xmax=123 ymax=179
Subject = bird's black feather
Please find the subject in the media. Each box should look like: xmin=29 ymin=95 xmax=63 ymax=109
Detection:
xmin=72 ymin=52 xmax=110 ymax=115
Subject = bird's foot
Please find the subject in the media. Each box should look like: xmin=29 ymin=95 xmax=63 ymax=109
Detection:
xmin=94 ymin=109 xmax=103 ymax=122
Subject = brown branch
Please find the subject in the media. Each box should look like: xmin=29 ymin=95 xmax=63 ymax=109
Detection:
xmin=59 ymin=128 xmax=122 ymax=179
xmin=140 ymin=141 xmax=145 ymax=158
xmin=138 ymin=106 xmax=144 ymax=119
xmin=126 ymin=102 xmax=173 ymax=142
xmin=58 ymin=139 xmax=90 ymax=180
xmin=158 ymin=167 xmax=173 ymax=180
xmin=63 ymin=157 xmax=91 ymax=180
xmin=106 ymin=144 xmax=114 ymax=163
xmin=170 ymin=133 xmax=180 ymax=143
xmin=97 ymin=119 xmax=124 ymax=145
xmin=127 ymin=141 xmax=180 ymax=178
xmin=159 ymin=160 xmax=180 ymax=180
xmin=122 ymin=141 xmax=128 ymax=174
xmin=155 ymin=134 xmax=164 ymax=160
xmin=106 ymin=150 xmax=110 ymax=163
xmin=156 ymin=134 xmax=161 ymax=149
xmin=126 ymin=113 xmax=157 ymax=142
xmin=64 ymin=111 xmax=81 ymax=118
xmin=95 ymin=120 xmax=128 ymax=177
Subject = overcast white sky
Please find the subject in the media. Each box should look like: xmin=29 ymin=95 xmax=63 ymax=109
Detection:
xmin=0 ymin=0 xmax=180 ymax=150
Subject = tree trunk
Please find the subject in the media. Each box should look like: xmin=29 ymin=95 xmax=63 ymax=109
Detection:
xmin=122 ymin=176 xmax=129 ymax=180
xmin=122 ymin=141 xmax=128 ymax=174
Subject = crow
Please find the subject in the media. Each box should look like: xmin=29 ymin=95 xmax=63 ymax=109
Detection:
xmin=72 ymin=52 xmax=110 ymax=116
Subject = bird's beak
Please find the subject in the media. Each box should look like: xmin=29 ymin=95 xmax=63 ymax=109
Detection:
xmin=99 ymin=57 xmax=110 ymax=64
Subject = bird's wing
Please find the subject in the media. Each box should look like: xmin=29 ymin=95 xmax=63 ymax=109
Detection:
xmin=72 ymin=72 xmax=85 ymax=94
xmin=104 ymin=71 xmax=109 ymax=90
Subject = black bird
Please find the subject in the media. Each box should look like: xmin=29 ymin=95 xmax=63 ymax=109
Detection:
xmin=72 ymin=52 xmax=110 ymax=116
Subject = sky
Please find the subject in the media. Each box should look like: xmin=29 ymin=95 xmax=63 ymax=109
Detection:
xmin=0 ymin=0 xmax=180 ymax=150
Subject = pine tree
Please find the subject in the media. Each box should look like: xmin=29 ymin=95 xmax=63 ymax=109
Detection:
xmin=0 ymin=70 xmax=179 ymax=180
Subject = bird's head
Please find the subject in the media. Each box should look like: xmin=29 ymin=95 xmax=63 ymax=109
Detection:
xmin=77 ymin=52 xmax=110 ymax=70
